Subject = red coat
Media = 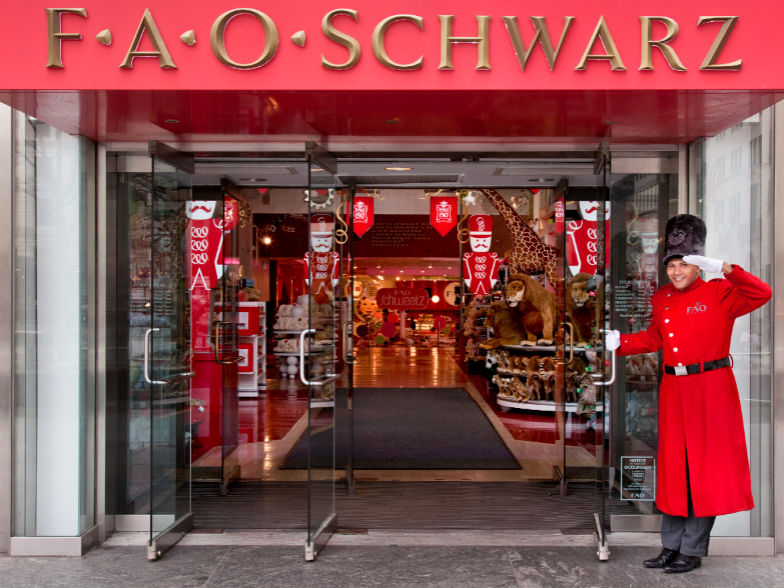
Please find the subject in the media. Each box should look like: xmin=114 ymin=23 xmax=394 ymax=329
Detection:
xmin=618 ymin=266 xmax=771 ymax=517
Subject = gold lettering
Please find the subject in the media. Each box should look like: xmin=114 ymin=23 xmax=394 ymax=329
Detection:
xmin=210 ymin=9 xmax=279 ymax=69
xmin=698 ymin=16 xmax=741 ymax=70
xmin=439 ymin=15 xmax=491 ymax=70
xmin=46 ymin=8 xmax=87 ymax=68
xmin=372 ymin=15 xmax=424 ymax=70
xmin=576 ymin=15 xmax=626 ymax=71
xmin=119 ymin=8 xmax=176 ymax=69
xmin=502 ymin=16 xmax=574 ymax=71
xmin=322 ymin=9 xmax=360 ymax=70
xmin=640 ymin=17 xmax=686 ymax=71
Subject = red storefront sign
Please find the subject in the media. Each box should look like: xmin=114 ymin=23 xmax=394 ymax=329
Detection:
xmin=430 ymin=195 xmax=457 ymax=237
xmin=352 ymin=195 xmax=374 ymax=237
xmin=1 ymin=2 xmax=776 ymax=92
xmin=376 ymin=288 xmax=430 ymax=310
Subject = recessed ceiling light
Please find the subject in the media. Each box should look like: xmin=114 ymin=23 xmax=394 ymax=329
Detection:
xmin=385 ymin=166 xmax=412 ymax=171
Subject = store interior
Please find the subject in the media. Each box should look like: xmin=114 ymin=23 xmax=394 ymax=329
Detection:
xmin=117 ymin=152 xmax=666 ymax=531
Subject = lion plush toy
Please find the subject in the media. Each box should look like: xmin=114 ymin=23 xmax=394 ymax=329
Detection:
xmin=504 ymin=274 xmax=556 ymax=345
xmin=565 ymin=272 xmax=596 ymax=345
xmin=480 ymin=301 xmax=527 ymax=349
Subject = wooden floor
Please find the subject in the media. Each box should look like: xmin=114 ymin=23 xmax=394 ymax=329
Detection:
xmin=195 ymin=346 xmax=601 ymax=481
xmin=350 ymin=345 xmax=470 ymax=388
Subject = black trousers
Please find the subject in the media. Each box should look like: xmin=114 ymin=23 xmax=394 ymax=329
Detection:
xmin=660 ymin=461 xmax=716 ymax=557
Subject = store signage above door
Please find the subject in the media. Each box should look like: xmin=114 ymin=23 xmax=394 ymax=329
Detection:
xmin=2 ymin=1 xmax=782 ymax=91
xmin=376 ymin=288 xmax=430 ymax=310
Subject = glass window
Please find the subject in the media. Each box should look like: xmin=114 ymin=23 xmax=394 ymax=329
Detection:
xmin=693 ymin=110 xmax=774 ymax=537
xmin=12 ymin=117 xmax=96 ymax=536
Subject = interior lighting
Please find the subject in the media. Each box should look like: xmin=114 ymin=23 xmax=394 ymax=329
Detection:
xmin=385 ymin=166 xmax=413 ymax=171
xmin=262 ymin=235 xmax=272 ymax=245
xmin=431 ymin=295 xmax=440 ymax=303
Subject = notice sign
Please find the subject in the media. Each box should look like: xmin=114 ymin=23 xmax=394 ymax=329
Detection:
xmin=620 ymin=456 xmax=656 ymax=501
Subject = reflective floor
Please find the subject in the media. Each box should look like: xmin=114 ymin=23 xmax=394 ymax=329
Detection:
xmin=193 ymin=346 xmax=600 ymax=482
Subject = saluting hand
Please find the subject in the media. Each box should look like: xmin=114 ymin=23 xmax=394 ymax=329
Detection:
xmin=683 ymin=255 xmax=724 ymax=274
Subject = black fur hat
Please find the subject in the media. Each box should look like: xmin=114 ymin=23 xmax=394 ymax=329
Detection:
xmin=662 ymin=214 xmax=706 ymax=264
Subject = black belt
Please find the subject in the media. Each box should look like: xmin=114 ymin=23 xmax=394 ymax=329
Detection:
xmin=664 ymin=356 xmax=732 ymax=376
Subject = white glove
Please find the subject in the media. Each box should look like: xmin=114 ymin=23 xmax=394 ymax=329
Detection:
xmin=605 ymin=329 xmax=621 ymax=351
xmin=683 ymin=255 xmax=723 ymax=273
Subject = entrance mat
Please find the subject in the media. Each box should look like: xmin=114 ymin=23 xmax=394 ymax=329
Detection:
xmin=281 ymin=387 xmax=520 ymax=470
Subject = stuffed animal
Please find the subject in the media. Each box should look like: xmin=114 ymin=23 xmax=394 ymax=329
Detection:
xmin=504 ymin=274 xmax=557 ymax=345
xmin=480 ymin=301 xmax=527 ymax=349
xmin=566 ymin=272 xmax=597 ymax=345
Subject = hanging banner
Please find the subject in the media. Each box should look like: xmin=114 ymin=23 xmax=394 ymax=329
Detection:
xmin=430 ymin=195 xmax=457 ymax=237
xmin=223 ymin=197 xmax=239 ymax=232
xmin=554 ymin=199 xmax=565 ymax=234
xmin=353 ymin=195 xmax=375 ymax=238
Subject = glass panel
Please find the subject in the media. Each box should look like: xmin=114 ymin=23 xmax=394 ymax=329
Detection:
xmin=609 ymin=172 xmax=678 ymax=529
xmin=695 ymin=111 xmax=774 ymax=537
xmin=305 ymin=156 xmax=341 ymax=558
xmin=12 ymin=118 xmax=95 ymax=536
xmin=188 ymin=187 xmax=240 ymax=492
xmin=217 ymin=190 xmax=241 ymax=493
xmin=148 ymin=154 xmax=192 ymax=543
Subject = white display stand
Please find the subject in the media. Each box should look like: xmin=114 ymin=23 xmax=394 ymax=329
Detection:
xmin=237 ymin=302 xmax=266 ymax=398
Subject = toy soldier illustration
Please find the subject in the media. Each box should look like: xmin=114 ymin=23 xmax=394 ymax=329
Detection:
xmin=463 ymin=214 xmax=502 ymax=295
xmin=304 ymin=214 xmax=340 ymax=304
xmin=186 ymin=200 xmax=225 ymax=352
xmin=567 ymin=200 xmax=611 ymax=276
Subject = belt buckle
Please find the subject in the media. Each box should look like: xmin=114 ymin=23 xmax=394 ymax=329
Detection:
xmin=674 ymin=365 xmax=688 ymax=376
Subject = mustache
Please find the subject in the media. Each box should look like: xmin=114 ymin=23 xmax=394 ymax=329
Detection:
xmin=190 ymin=205 xmax=212 ymax=213
xmin=583 ymin=205 xmax=598 ymax=214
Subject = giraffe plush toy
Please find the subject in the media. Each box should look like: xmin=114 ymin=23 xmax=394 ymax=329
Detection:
xmin=479 ymin=189 xmax=559 ymax=288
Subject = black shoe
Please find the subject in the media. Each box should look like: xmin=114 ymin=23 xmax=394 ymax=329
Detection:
xmin=643 ymin=548 xmax=679 ymax=568
xmin=664 ymin=554 xmax=702 ymax=573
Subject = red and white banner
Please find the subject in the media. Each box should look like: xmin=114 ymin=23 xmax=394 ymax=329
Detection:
xmin=554 ymin=199 xmax=565 ymax=234
xmin=430 ymin=195 xmax=457 ymax=237
xmin=223 ymin=197 xmax=239 ymax=231
xmin=352 ymin=195 xmax=374 ymax=238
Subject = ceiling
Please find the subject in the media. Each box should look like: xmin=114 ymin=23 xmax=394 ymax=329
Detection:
xmin=2 ymin=88 xmax=780 ymax=147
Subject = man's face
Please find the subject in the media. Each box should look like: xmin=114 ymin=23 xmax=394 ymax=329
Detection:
xmin=666 ymin=258 xmax=700 ymax=290
xmin=469 ymin=235 xmax=492 ymax=252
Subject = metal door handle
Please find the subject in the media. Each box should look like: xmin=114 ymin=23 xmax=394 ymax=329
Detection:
xmin=562 ymin=321 xmax=574 ymax=362
xmin=213 ymin=320 xmax=243 ymax=365
xmin=144 ymin=327 xmax=195 ymax=385
xmin=593 ymin=328 xmax=616 ymax=386
xmin=343 ymin=321 xmax=359 ymax=364
xmin=299 ymin=329 xmax=338 ymax=386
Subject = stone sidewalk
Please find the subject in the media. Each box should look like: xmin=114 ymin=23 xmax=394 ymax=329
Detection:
xmin=1 ymin=531 xmax=782 ymax=588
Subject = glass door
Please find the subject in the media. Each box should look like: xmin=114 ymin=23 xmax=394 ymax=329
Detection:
xmin=591 ymin=142 xmax=613 ymax=560
xmin=189 ymin=179 xmax=242 ymax=496
xmin=302 ymin=143 xmax=345 ymax=560
xmin=556 ymin=142 xmax=614 ymax=559
xmin=146 ymin=142 xmax=196 ymax=560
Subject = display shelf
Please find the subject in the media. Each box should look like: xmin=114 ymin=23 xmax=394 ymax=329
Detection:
xmin=309 ymin=399 xmax=335 ymax=408
xmin=272 ymin=350 xmax=326 ymax=356
xmin=496 ymin=397 xmax=605 ymax=413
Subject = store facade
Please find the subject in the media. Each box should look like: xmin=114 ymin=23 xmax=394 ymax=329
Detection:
xmin=0 ymin=0 xmax=783 ymax=559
